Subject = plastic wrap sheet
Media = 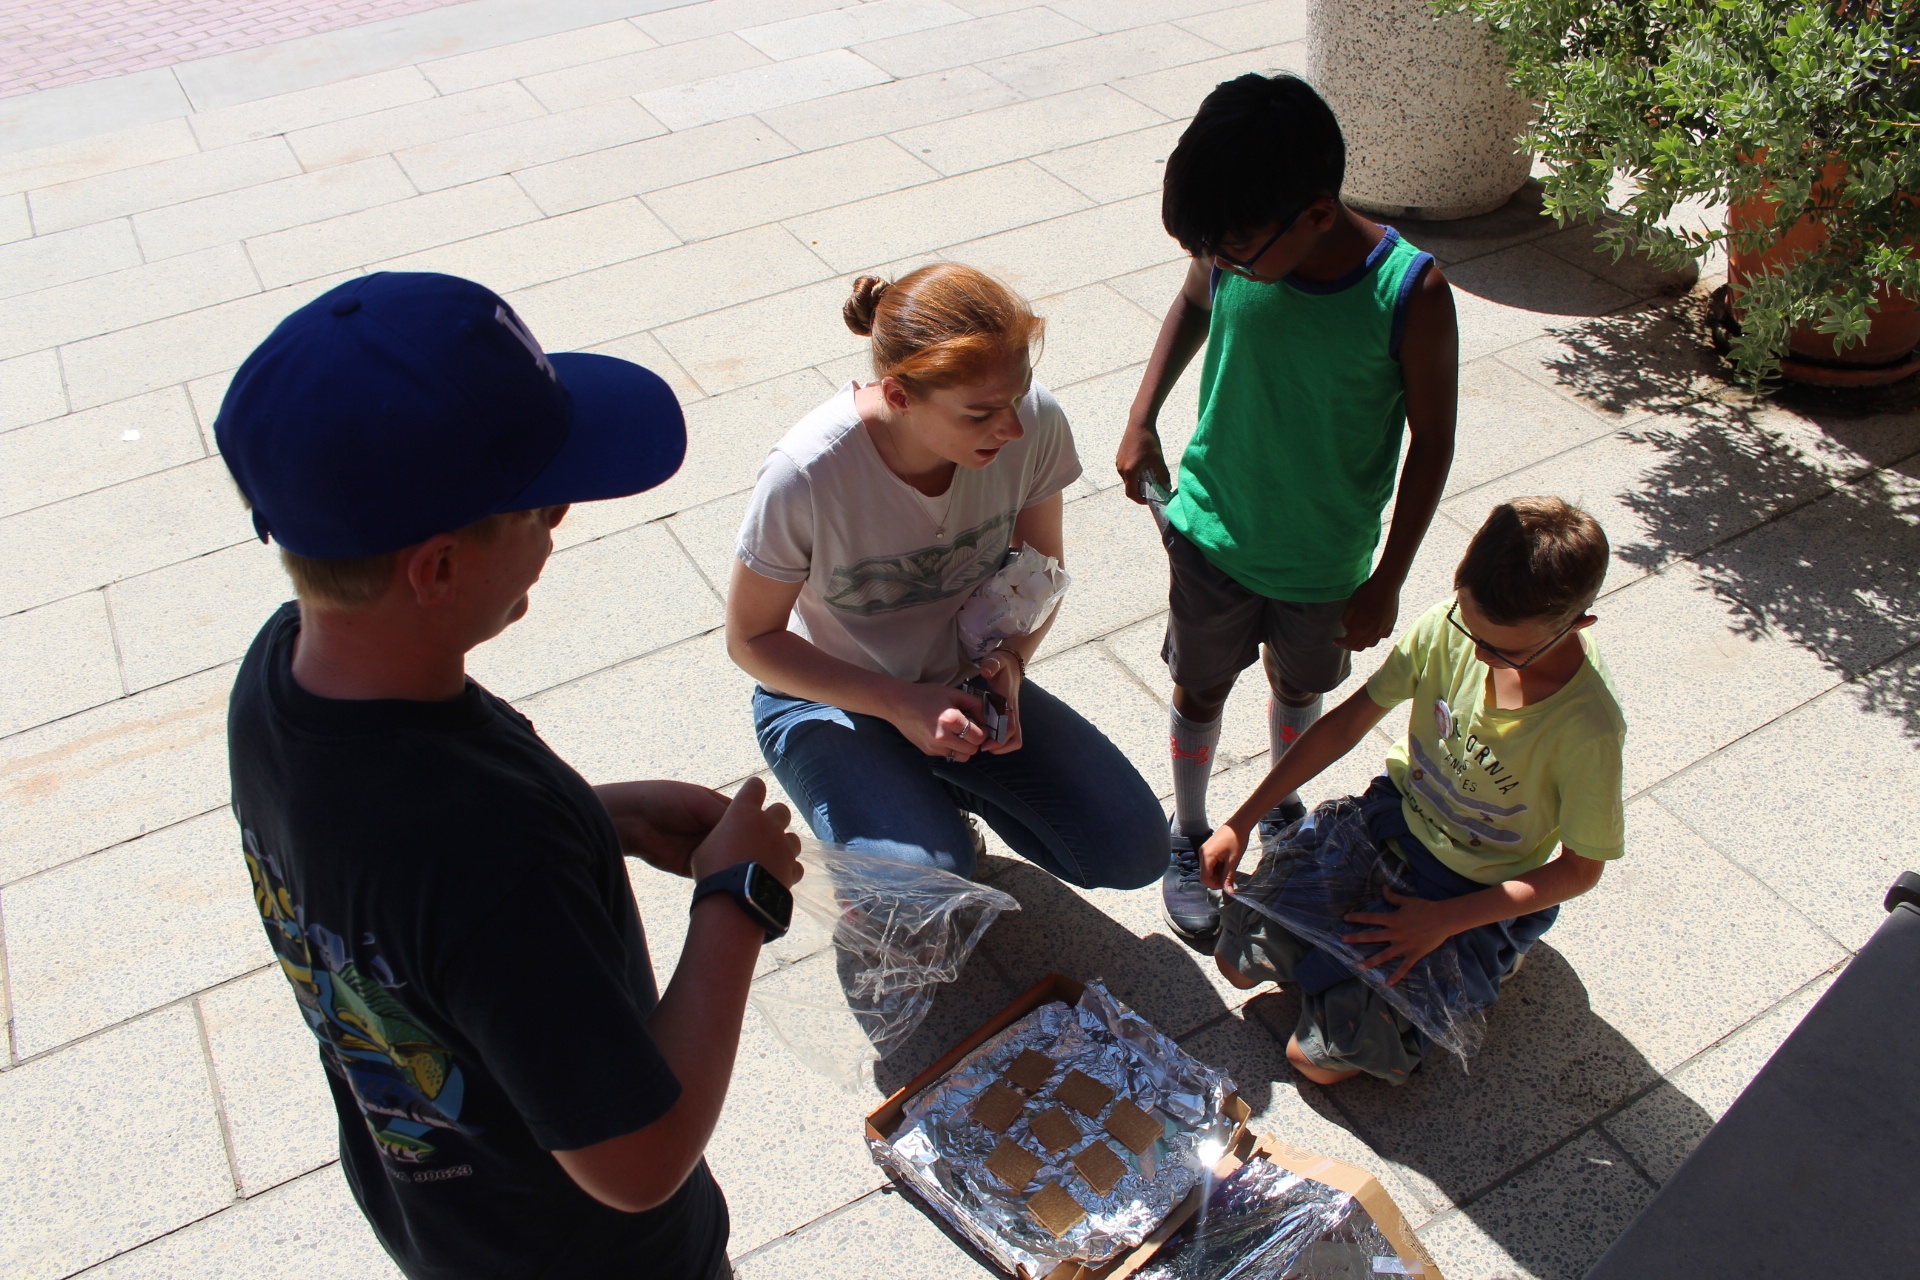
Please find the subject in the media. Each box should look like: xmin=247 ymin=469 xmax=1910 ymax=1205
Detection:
xmin=1226 ymin=799 xmax=1486 ymax=1063
xmin=870 ymin=983 xmax=1237 ymax=1277
xmin=750 ymin=841 xmax=1018 ymax=1090
xmin=956 ymin=545 xmax=1071 ymax=662
xmin=1136 ymin=1157 xmax=1415 ymax=1280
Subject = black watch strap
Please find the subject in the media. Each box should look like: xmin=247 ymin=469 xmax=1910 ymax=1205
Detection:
xmin=690 ymin=862 xmax=792 ymax=943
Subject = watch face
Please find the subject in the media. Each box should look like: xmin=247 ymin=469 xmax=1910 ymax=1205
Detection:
xmin=744 ymin=864 xmax=792 ymax=926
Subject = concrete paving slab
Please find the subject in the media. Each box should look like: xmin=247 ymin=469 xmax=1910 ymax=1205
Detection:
xmin=394 ymin=97 xmax=668 ymax=192
xmin=740 ymin=0 xmax=970 ymax=61
xmin=890 ymin=191 xmax=1180 ymax=303
xmin=1445 ymin=354 xmax=1620 ymax=499
xmin=732 ymin=1186 xmax=981 ymax=1280
xmin=0 ymin=662 xmax=231 ymax=884
xmin=894 ymin=85 xmax=1166 ymax=177
xmin=1418 ymin=1131 xmax=1655 ymax=1280
xmin=467 ymin=519 xmax=723 ymax=701
xmin=0 ymin=218 xmax=142 ymax=299
xmin=582 ymin=326 xmax=705 ymax=403
xmin=520 ymin=31 xmax=768 ymax=114
xmin=246 ymin=173 xmax=542 ymax=288
xmin=1603 ymin=970 xmax=1835 ymax=1186
xmin=758 ymin=64 xmax=1020 ymax=150
xmin=1446 ymin=245 xmax=1639 ymax=365
xmin=638 ymin=47 xmax=891 ymax=131
xmin=0 ymin=70 xmax=191 ymax=157
xmin=1049 ymin=356 xmax=1200 ymax=493
xmin=515 ymin=115 xmax=795 ymax=216
xmin=418 ymin=20 xmax=661 ymax=94
xmin=789 ymin=159 xmax=1092 ymax=273
xmin=185 ymin=66 xmax=437 ymax=151
xmin=26 ymin=137 xmax=301 ymax=235
xmin=655 ymin=277 xmax=868 ymax=397
xmin=0 ymin=117 xmax=198 ymax=197
xmin=664 ymin=490 xmax=754 ymax=594
xmin=0 ymin=457 xmax=254 ymax=615
xmin=1534 ymin=221 xmax=1700 ymax=302
xmin=1045 ymin=486 xmax=1171 ymax=653
xmin=0 ymin=243 xmax=258 ymax=362
xmin=376 ymin=196 xmax=680 ymax=295
xmin=198 ymin=967 xmax=339 ymax=1197
xmin=1594 ymin=561 xmax=1844 ymax=797
xmin=286 ymin=81 xmax=546 ymax=170
xmin=0 ymin=592 xmax=122 ymax=737
xmin=0 ymin=1007 xmax=232 ymax=1280
xmin=1382 ymin=183 xmax=1559 ymax=270
xmin=0 ymin=386 xmax=204 ymax=520
xmin=0 ymin=350 xmax=68 ymax=431
xmin=1652 ymin=655 xmax=1920 ymax=951
xmin=58 ymin=272 xmax=359 ymax=410
xmin=516 ymin=629 xmax=762 ymax=789
xmin=77 ymin=1165 xmax=403 ymax=1280
xmin=1051 ymin=0 xmax=1247 ymax=34
xmin=0 ymin=192 xmax=28 ymax=242
xmin=980 ymin=25 xmax=1225 ymax=98
xmin=1029 ymin=282 xmax=1161 ymax=390
xmin=1735 ymin=397 xmax=1920 ymax=484
xmin=648 ymin=135 xmax=937 ymax=242
xmin=1110 ymin=41 xmax=1309 ymax=119
xmin=1174 ymin=0 xmax=1312 ymax=52
xmin=856 ymin=7 xmax=1095 ymax=79
xmin=4 ymin=809 xmax=267 ymax=1058
xmin=107 ymin=545 xmax=289 ymax=694
xmin=1031 ymin=118 xmax=1185 ymax=204
xmin=132 ymin=155 xmax=415 ymax=262
xmin=636 ymin=0 xmax=846 ymax=46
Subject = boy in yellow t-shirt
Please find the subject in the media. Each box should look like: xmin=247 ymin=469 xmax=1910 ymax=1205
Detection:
xmin=1200 ymin=497 xmax=1626 ymax=1085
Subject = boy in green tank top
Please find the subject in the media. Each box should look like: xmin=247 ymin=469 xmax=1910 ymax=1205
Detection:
xmin=1116 ymin=74 xmax=1460 ymax=950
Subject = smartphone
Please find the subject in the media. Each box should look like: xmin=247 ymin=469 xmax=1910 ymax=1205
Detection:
xmin=958 ymin=676 xmax=1010 ymax=744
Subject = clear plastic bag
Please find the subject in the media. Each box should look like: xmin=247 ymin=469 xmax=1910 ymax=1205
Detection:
xmin=1136 ymin=1157 xmax=1416 ymax=1280
xmin=955 ymin=544 xmax=1072 ymax=662
xmin=1226 ymin=799 xmax=1486 ymax=1064
xmin=749 ymin=840 xmax=1018 ymax=1089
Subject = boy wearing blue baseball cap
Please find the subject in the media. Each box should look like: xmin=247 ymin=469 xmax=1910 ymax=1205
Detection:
xmin=219 ymin=272 xmax=801 ymax=1280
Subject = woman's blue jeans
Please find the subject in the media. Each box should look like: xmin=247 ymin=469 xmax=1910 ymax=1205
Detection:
xmin=753 ymin=680 xmax=1167 ymax=890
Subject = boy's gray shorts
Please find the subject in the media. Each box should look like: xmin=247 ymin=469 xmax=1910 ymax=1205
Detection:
xmin=1218 ymin=892 xmax=1426 ymax=1085
xmin=1160 ymin=525 xmax=1352 ymax=694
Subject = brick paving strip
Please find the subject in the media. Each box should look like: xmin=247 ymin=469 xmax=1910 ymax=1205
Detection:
xmin=0 ymin=0 xmax=476 ymax=98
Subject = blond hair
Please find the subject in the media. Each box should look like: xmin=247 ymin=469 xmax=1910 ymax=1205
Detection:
xmin=278 ymin=512 xmax=518 ymax=609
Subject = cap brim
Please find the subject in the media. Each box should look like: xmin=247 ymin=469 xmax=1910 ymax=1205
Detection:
xmin=501 ymin=351 xmax=686 ymax=511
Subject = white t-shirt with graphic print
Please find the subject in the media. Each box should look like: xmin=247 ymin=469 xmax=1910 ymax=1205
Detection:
xmin=736 ymin=380 xmax=1082 ymax=690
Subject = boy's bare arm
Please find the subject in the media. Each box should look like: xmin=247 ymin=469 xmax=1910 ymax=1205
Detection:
xmin=1199 ymin=684 xmax=1395 ymax=888
xmin=1117 ymin=258 xmax=1214 ymax=503
xmin=1345 ymin=847 xmax=1606 ymax=985
xmin=1340 ymin=265 xmax=1459 ymax=651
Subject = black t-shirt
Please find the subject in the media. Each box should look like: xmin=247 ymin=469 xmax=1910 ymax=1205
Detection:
xmin=227 ymin=603 xmax=727 ymax=1280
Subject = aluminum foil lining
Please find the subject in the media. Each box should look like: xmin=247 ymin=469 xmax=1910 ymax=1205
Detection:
xmin=870 ymin=982 xmax=1237 ymax=1277
xmin=1135 ymin=1157 xmax=1416 ymax=1280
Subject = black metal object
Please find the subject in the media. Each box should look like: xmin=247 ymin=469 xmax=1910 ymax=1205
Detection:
xmin=1586 ymin=875 xmax=1920 ymax=1278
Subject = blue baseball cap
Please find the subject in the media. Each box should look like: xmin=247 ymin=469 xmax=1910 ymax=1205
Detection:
xmin=215 ymin=272 xmax=686 ymax=559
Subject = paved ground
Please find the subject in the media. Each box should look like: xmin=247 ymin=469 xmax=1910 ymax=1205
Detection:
xmin=0 ymin=0 xmax=476 ymax=99
xmin=3 ymin=2 xmax=1917 ymax=1278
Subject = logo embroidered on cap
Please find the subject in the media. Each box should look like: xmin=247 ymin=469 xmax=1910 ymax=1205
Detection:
xmin=494 ymin=304 xmax=556 ymax=381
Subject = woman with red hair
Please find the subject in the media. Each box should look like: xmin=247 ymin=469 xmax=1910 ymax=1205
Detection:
xmin=726 ymin=263 xmax=1166 ymax=890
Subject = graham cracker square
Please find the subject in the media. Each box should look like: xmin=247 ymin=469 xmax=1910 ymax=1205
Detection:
xmin=970 ymin=1081 xmax=1025 ymax=1134
xmin=1004 ymin=1049 xmax=1056 ymax=1093
xmin=1072 ymin=1140 xmax=1127 ymax=1197
xmin=1027 ymin=1182 xmax=1087 ymax=1238
xmin=985 ymin=1138 xmax=1043 ymax=1192
xmin=1103 ymin=1099 xmax=1162 ymax=1155
xmin=1054 ymin=1068 xmax=1114 ymax=1118
xmin=1029 ymin=1105 xmax=1082 ymax=1153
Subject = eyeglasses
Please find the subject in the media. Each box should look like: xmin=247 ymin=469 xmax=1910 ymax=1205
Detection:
xmin=1447 ymin=601 xmax=1588 ymax=670
xmin=1212 ymin=209 xmax=1303 ymax=279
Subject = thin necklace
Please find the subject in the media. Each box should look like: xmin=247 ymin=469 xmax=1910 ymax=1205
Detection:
xmin=875 ymin=409 xmax=958 ymax=540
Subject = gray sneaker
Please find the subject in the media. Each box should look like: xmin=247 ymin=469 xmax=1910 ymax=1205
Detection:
xmin=1161 ymin=824 xmax=1221 ymax=952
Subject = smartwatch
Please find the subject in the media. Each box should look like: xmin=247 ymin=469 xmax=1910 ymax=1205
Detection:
xmin=690 ymin=862 xmax=793 ymax=943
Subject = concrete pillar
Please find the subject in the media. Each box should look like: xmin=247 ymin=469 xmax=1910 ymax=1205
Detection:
xmin=1309 ymin=0 xmax=1534 ymax=220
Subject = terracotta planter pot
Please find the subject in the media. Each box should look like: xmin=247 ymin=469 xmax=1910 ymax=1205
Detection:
xmin=1726 ymin=161 xmax=1920 ymax=386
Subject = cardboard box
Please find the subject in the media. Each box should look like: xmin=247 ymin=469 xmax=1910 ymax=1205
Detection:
xmin=867 ymin=975 xmax=1436 ymax=1280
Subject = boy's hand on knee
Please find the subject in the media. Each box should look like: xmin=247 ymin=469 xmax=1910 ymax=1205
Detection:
xmin=1342 ymin=886 xmax=1456 ymax=985
xmin=1199 ymin=826 xmax=1244 ymax=891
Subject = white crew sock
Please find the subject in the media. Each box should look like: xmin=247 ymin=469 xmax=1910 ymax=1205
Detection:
xmin=1169 ymin=706 xmax=1222 ymax=840
xmin=1268 ymin=693 xmax=1323 ymax=812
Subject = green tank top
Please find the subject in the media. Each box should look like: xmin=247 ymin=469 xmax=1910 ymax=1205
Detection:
xmin=1166 ymin=227 xmax=1432 ymax=602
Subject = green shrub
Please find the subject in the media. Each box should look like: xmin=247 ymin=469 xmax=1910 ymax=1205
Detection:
xmin=1448 ymin=0 xmax=1920 ymax=381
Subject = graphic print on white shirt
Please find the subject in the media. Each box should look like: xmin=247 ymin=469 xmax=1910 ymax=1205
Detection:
xmin=823 ymin=510 xmax=1015 ymax=616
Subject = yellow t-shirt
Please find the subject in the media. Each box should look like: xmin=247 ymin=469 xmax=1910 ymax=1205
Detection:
xmin=1366 ymin=601 xmax=1628 ymax=884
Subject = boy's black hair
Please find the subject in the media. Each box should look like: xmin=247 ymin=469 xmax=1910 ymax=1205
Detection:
xmin=1162 ymin=73 xmax=1346 ymax=257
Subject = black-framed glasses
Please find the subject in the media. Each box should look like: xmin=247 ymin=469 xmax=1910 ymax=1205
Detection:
xmin=1213 ymin=209 xmax=1303 ymax=278
xmin=1447 ymin=601 xmax=1588 ymax=670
